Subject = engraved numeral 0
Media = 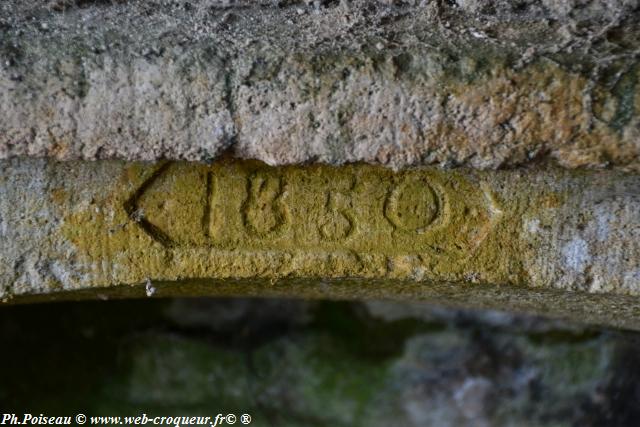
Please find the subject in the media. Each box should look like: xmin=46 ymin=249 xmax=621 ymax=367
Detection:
xmin=385 ymin=176 xmax=439 ymax=232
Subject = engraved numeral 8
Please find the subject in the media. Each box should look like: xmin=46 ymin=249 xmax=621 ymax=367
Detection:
xmin=242 ymin=172 xmax=289 ymax=237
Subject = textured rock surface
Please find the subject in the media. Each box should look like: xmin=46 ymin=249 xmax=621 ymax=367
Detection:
xmin=1 ymin=0 xmax=640 ymax=170
xmin=3 ymin=297 xmax=640 ymax=426
xmin=2 ymin=1 xmax=640 ymax=330
xmin=1 ymin=159 xmax=639 ymax=328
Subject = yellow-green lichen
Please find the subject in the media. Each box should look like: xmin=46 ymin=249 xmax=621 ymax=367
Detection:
xmin=60 ymin=160 xmax=539 ymax=290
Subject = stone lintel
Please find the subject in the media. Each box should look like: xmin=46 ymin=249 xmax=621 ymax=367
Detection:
xmin=1 ymin=159 xmax=639 ymax=329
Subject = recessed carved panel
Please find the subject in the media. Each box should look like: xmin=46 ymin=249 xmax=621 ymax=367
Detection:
xmin=124 ymin=161 xmax=501 ymax=260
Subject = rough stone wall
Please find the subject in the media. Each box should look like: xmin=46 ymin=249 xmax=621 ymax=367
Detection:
xmin=1 ymin=0 xmax=640 ymax=170
xmin=3 ymin=297 xmax=640 ymax=426
xmin=2 ymin=1 xmax=640 ymax=328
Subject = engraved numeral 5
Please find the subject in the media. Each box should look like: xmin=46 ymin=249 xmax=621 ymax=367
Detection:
xmin=319 ymin=176 xmax=356 ymax=241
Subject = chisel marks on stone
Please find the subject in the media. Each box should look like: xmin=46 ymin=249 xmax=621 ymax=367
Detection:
xmin=123 ymin=162 xmax=176 ymax=248
xmin=116 ymin=162 xmax=499 ymax=268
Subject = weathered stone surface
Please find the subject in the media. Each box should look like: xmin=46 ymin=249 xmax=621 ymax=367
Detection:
xmin=1 ymin=0 xmax=640 ymax=170
xmin=1 ymin=159 xmax=639 ymax=328
xmin=2 ymin=297 xmax=638 ymax=426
